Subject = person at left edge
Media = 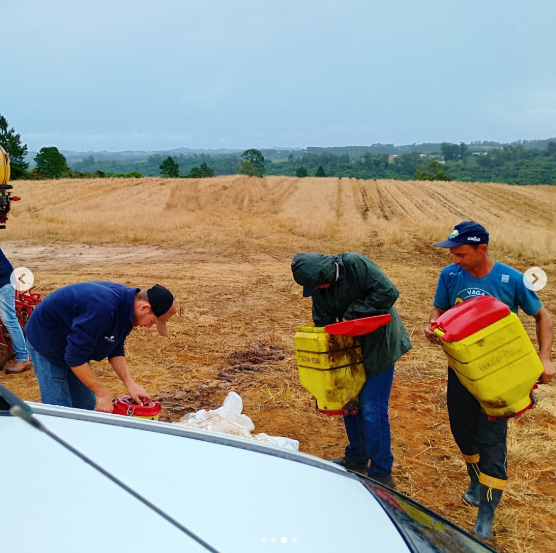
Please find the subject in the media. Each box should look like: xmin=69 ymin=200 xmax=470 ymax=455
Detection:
xmin=25 ymin=282 xmax=177 ymax=412
xmin=0 ymin=246 xmax=32 ymax=374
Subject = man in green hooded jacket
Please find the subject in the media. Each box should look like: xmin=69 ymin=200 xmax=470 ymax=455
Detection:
xmin=291 ymin=252 xmax=412 ymax=487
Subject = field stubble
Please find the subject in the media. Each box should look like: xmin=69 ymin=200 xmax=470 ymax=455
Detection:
xmin=1 ymin=176 xmax=555 ymax=553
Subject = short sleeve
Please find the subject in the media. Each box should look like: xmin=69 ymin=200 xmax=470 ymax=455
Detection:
xmin=433 ymin=271 xmax=452 ymax=311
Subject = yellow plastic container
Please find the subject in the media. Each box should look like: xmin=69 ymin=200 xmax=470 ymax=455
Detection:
xmin=0 ymin=146 xmax=10 ymax=185
xmin=434 ymin=312 xmax=543 ymax=417
xmin=294 ymin=324 xmax=366 ymax=413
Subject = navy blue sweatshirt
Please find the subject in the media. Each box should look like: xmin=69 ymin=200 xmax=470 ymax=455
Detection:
xmin=26 ymin=282 xmax=139 ymax=369
xmin=0 ymin=247 xmax=14 ymax=287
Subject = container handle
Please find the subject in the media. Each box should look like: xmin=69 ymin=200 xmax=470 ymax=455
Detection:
xmin=433 ymin=327 xmax=445 ymax=340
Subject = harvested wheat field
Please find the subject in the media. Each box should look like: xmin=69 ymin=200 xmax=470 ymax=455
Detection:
xmin=2 ymin=175 xmax=555 ymax=552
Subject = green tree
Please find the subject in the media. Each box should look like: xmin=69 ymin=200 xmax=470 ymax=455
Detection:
xmin=159 ymin=156 xmax=179 ymax=178
xmin=188 ymin=162 xmax=215 ymax=178
xmin=288 ymin=153 xmax=294 ymax=171
xmin=34 ymin=147 xmax=69 ymax=178
xmin=236 ymin=160 xmax=258 ymax=176
xmin=295 ymin=166 xmax=308 ymax=178
xmin=188 ymin=167 xmax=203 ymax=178
xmin=315 ymin=165 xmax=326 ymax=177
xmin=238 ymin=148 xmax=265 ymax=177
xmin=199 ymin=161 xmax=214 ymax=177
xmin=440 ymin=142 xmax=461 ymax=161
xmin=0 ymin=115 xmax=29 ymax=179
xmin=394 ymin=152 xmax=422 ymax=177
xmin=414 ymin=160 xmax=451 ymax=181
xmin=75 ymin=155 xmax=96 ymax=171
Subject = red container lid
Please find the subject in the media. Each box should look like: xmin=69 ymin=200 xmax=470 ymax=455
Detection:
xmin=432 ymin=296 xmax=511 ymax=342
xmin=112 ymin=395 xmax=161 ymax=417
xmin=325 ymin=314 xmax=392 ymax=337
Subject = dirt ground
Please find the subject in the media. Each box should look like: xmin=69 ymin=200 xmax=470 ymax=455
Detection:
xmin=2 ymin=238 xmax=555 ymax=553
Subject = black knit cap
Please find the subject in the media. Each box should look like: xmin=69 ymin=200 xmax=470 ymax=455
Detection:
xmin=147 ymin=284 xmax=174 ymax=317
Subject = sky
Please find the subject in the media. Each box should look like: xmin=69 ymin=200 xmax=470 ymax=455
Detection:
xmin=3 ymin=0 xmax=556 ymax=152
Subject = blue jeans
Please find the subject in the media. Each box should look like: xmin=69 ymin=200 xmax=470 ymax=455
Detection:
xmin=27 ymin=340 xmax=96 ymax=410
xmin=343 ymin=366 xmax=394 ymax=478
xmin=0 ymin=283 xmax=29 ymax=362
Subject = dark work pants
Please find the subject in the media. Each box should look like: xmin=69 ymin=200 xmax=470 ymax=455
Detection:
xmin=343 ymin=366 xmax=394 ymax=478
xmin=447 ymin=368 xmax=508 ymax=481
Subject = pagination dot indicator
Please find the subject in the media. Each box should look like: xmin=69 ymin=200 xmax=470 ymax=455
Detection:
xmin=261 ymin=536 xmax=297 ymax=544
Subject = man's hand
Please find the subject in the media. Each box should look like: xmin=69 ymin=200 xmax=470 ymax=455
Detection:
xmin=539 ymin=357 xmax=555 ymax=385
xmin=109 ymin=357 xmax=151 ymax=405
xmin=424 ymin=308 xmax=446 ymax=345
xmin=70 ymin=363 xmax=112 ymax=412
xmin=127 ymin=382 xmax=151 ymax=405
xmin=95 ymin=390 xmax=113 ymax=413
xmin=424 ymin=323 xmax=441 ymax=345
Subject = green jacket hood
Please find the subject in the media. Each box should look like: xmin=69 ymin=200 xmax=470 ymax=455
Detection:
xmin=291 ymin=253 xmax=337 ymax=287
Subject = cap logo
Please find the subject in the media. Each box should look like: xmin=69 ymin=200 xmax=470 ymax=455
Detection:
xmin=449 ymin=230 xmax=459 ymax=240
xmin=467 ymin=236 xmax=481 ymax=242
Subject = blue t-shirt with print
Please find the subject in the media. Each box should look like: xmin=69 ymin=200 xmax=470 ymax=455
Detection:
xmin=434 ymin=262 xmax=542 ymax=316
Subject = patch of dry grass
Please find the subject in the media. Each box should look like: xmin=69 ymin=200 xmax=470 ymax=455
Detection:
xmin=8 ymin=177 xmax=556 ymax=266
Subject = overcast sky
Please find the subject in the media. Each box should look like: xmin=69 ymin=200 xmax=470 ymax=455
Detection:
xmin=3 ymin=0 xmax=556 ymax=152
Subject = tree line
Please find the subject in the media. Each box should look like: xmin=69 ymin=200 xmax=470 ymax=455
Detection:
xmin=2 ymin=113 xmax=556 ymax=185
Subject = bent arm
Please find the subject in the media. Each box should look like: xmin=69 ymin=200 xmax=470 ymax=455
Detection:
xmin=70 ymin=363 xmax=112 ymax=412
xmin=533 ymin=307 xmax=555 ymax=384
xmin=344 ymin=258 xmax=399 ymax=319
xmin=110 ymin=356 xmax=151 ymax=405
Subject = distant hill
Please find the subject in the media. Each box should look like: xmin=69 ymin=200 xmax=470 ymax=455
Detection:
xmin=306 ymin=137 xmax=556 ymax=157
xmin=26 ymin=137 xmax=556 ymax=167
xmin=23 ymin=138 xmax=556 ymax=184
xmin=25 ymin=147 xmax=244 ymax=167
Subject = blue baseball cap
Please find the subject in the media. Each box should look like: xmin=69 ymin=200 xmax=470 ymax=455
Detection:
xmin=435 ymin=221 xmax=489 ymax=248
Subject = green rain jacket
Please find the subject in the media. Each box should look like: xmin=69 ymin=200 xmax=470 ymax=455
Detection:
xmin=291 ymin=252 xmax=412 ymax=378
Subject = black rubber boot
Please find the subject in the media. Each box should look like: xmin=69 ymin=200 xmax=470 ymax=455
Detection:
xmin=472 ymin=484 xmax=503 ymax=541
xmin=463 ymin=462 xmax=480 ymax=507
xmin=371 ymin=473 xmax=396 ymax=489
xmin=332 ymin=457 xmax=368 ymax=475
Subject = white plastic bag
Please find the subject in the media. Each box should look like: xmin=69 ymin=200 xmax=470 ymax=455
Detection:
xmin=251 ymin=433 xmax=300 ymax=451
xmin=179 ymin=391 xmax=254 ymax=438
xmin=177 ymin=391 xmax=299 ymax=450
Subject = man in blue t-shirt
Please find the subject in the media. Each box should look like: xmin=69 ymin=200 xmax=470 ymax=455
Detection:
xmin=0 ymin=246 xmax=31 ymax=374
xmin=25 ymin=282 xmax=177 ymax=413
xmin=424 ymin=221 xmax=554 ymax=541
